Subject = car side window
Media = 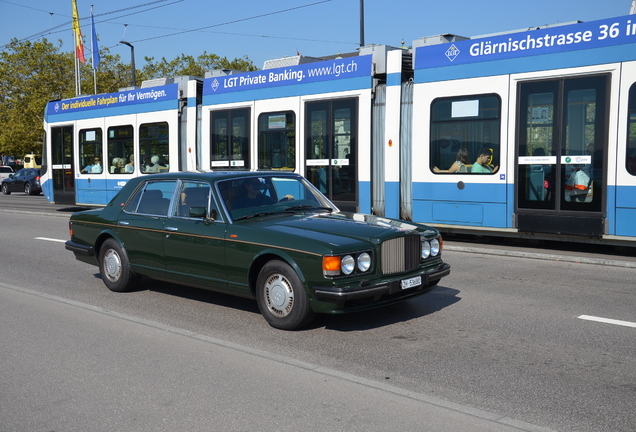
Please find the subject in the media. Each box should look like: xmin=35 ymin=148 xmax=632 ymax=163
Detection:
xmin=174 ymin=181 xmax=217 ymax=219
xmin=125 ymin=181 xmax=177 ymax=216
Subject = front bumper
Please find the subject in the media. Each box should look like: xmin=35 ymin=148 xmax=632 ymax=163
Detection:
xmin=312 ymin=262 xmax=451 ymax=310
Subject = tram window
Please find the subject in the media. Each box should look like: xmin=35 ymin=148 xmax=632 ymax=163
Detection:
xmin=210 ymin=108 xmax=250 ymax=170
xmin=79 ymin=128 xmax=103 ymax=174
xmin=107 ymin=125 xmax=134 ymax=175
xmin=626 ymin=83 xmax=636 ymax=175
xmin=139 ymin=122 xmax=169 ymax=174
xmin=257 ymin=111 xmax=295 ymax=170
xmin=430 ymin=94 xmax=501 ymax=174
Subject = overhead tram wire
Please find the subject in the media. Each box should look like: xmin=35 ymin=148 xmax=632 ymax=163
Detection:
xmin=3 ymin=0 xmax=183 ymax=45
xmin=116 ymin=0 xmax=333 ymax=46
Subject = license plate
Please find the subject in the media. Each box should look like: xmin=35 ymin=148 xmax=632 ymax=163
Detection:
xmin=401 ymin=276 xmax=422 ymax=290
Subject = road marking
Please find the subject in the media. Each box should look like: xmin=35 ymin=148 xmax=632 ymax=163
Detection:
xmin=578 ymin=315 xmax=636 ymax=328
xmin=35 ymin=237 xmax=66 ymax=243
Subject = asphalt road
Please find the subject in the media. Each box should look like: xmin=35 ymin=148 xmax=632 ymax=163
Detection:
xmin=1 ymin=194 xmax=635 ymax=432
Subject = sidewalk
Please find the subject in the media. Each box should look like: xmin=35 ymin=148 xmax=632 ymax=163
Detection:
xmin=444 ymin=239 xmax=636 ymax=269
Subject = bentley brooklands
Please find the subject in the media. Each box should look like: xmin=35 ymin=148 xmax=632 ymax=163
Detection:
xmin=65 ymin=172 xmax=450 ymax=330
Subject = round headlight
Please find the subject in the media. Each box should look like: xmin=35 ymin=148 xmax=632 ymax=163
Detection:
xmin=341 ymin=255 xmax=355 ymax=275
xmin=357 ymin=252 xmax=371 ymax=272
xmin=421 ymin=241 xmax=431 ymax=259
xmin=430 ymin=238 xmax=441 ymax=256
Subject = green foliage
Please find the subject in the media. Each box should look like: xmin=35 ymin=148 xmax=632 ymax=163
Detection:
xmin=0 ymin=38 xmax=70 ymax=156
xmin=0 ymin=39 xmax=257 ymax=157
xmin=140 ymin=52 xmax=257 ymax=80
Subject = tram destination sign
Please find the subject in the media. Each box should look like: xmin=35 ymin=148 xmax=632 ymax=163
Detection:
xmin=416 ymin=14 xmax=636 ymax=69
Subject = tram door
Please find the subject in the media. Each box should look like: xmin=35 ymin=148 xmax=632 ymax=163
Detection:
xmin=51 ymin=125 xmax=76 ymax=205
xmin=516 ymin=75 xmax=608 ymax=236
xmin=305 ymin=99 xmax=358 ymax=212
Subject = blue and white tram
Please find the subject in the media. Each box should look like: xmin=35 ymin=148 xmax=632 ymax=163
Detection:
xmin=41 ymin=76 xmax=200 ymax=206
xmin=409 ymin=14 xmax=636 ymax=244
xmin=40 ymin=12 xmax=636 ymax=245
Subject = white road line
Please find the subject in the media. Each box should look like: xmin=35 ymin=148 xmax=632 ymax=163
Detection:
xmin=578 ymin=315 xmax=636 ymax=328
xmin=35 ymin=237 xmax=66 ymax=243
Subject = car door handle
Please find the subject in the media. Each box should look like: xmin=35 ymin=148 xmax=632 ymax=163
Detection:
xmin=119 ymin=221 xmax=129 ymax=226
xmin=165 ymin=226 xmax=178 ymax=232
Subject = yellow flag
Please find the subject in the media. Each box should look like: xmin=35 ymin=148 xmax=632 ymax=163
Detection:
xmin=72 ymin=0 xmax=86 ymax=63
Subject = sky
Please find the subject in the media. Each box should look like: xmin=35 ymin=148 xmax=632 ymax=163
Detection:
xmin=0 ymin=0 xmax=634 ymax=72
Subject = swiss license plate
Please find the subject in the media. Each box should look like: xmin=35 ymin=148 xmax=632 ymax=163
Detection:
xmin=401 ymin=276 xmax=422 ymax=290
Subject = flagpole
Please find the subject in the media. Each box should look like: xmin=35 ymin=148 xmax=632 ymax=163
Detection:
xmin=91 ymin=4 xmax=99 ymax=94
xmin=75 ymin=55 xmax=80 ymax=96
xmin=72 ymin=0 xmax=86 ymax=96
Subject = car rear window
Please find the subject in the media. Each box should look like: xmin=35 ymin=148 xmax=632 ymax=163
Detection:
xmin=0 ymin=167 xmax=12 ymax=173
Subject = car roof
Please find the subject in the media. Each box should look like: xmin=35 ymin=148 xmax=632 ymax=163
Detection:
xmin=135 ymin=171 xmax=302 ymax=182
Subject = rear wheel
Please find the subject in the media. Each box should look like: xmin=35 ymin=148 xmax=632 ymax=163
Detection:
xmin=2 ymin=184 xmax=10 ymax=195
xmin=255 ymin=260 xmax=315 ymax=330
xmin=98 ymin=238 xmax=140 ymax=292
xmin=24 ymin=183 xmax=31 ymax=195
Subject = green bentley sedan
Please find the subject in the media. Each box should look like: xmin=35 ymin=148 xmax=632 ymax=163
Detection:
xmin=65 ymin=172 xmax=450 ymax=330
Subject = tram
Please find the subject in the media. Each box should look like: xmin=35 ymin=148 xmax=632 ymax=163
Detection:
xmin=41 ymin=13 xmax=636 ymax=244
xmin=42 ymin=77 xmax=200 ymax=205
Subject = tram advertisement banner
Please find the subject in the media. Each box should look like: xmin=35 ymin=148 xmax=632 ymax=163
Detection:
xmin=204 ymin=55 xmax=373 ymax=97
xmin=45 ymin=84 xmax=179 ymax=118
xmin=415 ymin=14 xmax=636 ymax=70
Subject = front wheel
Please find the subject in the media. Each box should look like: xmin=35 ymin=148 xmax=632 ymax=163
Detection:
xmin=98 ymin=238 xmax=140 ymax=292
xmin=2 ymin=184 xmax=10 ymax=195
xmin=255 ymin=260 xmax=315 ymax=330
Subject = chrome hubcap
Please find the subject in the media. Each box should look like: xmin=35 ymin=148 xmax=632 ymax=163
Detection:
xmin=264 ymin=274 xmax=294 ymax=317
xmin=103 ymin=249 xmax=122 ymax=282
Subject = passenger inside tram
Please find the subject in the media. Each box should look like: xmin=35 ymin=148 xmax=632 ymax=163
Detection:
xmin=471 ymin=148 xmax=499 ymax=174
xmin=433 ymin=148 xmax=470 ymax=173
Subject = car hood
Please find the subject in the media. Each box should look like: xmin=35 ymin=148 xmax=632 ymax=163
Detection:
xmin=249 ymin=211 xmax=437 ymax=246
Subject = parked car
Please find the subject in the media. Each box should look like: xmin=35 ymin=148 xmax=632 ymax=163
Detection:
xmin=0 ymin=165 xmax=13 ymax=182
xmin=1 ymin=168 xmax=41 ymax=195
xmin=65 ymin=172 xmax=450 ymax=330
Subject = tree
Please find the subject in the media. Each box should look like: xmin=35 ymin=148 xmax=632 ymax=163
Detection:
xmin=0 ymin=38 xmax=75 ymax=157
xmin=140 ymin=52 xmax=257 ymax=81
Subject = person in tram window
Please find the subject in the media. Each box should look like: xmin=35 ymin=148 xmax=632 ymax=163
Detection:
xmin=125 ymin=155 xmax=135 ymax=173
xmin=81 ymin=156 xmax=103 ymax=174
xmin=91 ymin=158 xmax=103 ymax=173
xmin=471 ymin=148 xmax=499 ymax=174
xmin=433 ymin=148 xmax=470 ymax=173
xmin=110 ymin=158 xmax=120 ymax=174
xmin=146 ymin=155 xmax=161 ymax=173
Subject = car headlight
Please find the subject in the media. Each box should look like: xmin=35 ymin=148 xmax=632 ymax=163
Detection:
xmin=421 ymin=241 xmax=431 ymax=259
xmin=341 ymin=255 xmax=355 ymax=275
xmin=430 ymin=238 xmax=440 ymax=256
xmin=323 ymin=251 xmax=373 ymax=277
xmin=357 ymin=252 xmax=371 ymax=272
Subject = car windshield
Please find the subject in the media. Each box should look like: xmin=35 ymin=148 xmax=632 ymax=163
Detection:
xmin=218 ymin=175 xmax=335 ymax=221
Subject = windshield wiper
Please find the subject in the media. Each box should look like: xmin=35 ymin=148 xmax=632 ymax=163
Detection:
xmin=233 ymin=211 xmax=288 ymax=221
xmin=284 ymin=205 xmax=333 ymax=213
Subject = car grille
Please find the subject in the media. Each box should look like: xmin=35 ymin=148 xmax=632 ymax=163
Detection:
xmin=381 ymin=235 xmax=420 ymax=275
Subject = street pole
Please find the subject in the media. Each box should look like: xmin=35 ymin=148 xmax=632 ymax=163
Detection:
xmin=120 ymin=41 xmax=137 ymax=87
